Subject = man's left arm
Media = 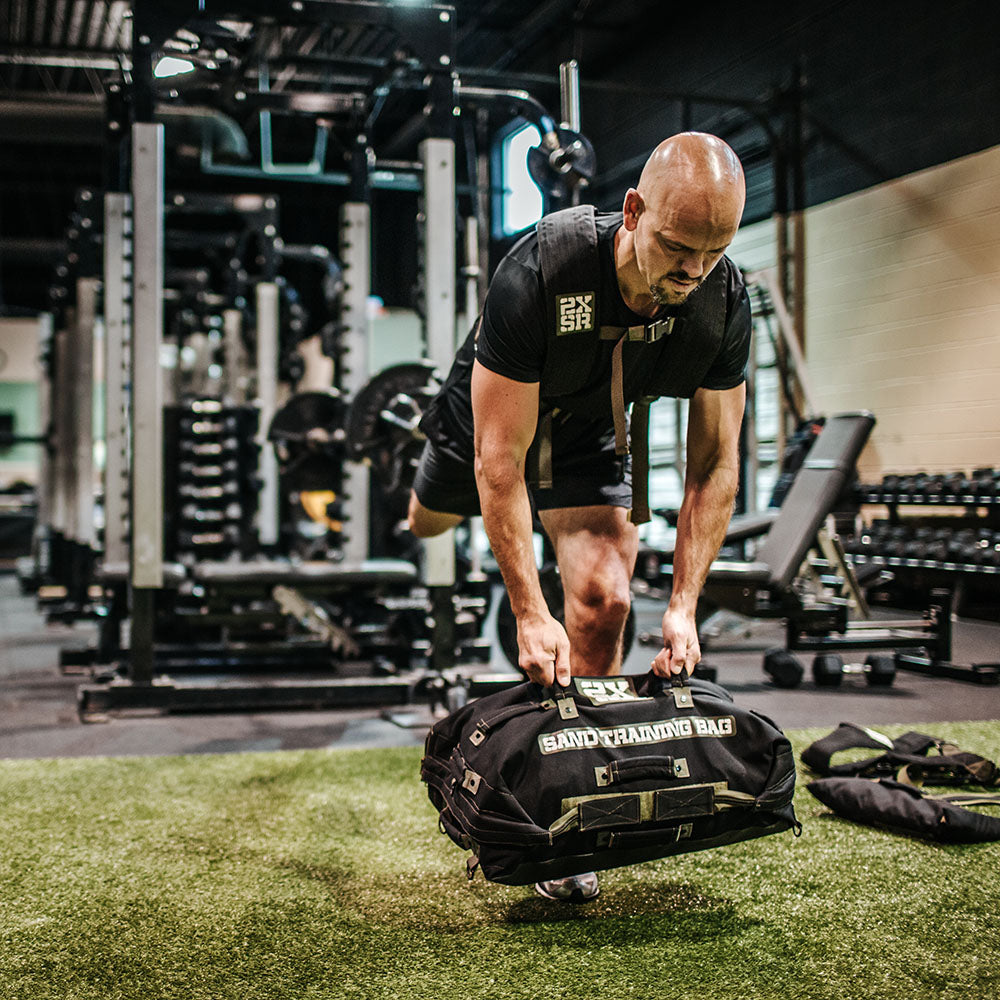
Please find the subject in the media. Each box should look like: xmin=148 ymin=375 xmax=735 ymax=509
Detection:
xmin=651 ymin=382 xmax=746 ymax=677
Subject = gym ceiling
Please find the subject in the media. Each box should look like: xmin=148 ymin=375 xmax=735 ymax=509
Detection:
xmin=1 ymin=0 xmax=998 ymax=313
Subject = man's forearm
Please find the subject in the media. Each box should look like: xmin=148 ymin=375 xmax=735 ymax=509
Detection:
xmin=475 ymin=463 xmax=546 ymax=618
xmin=669 ymin=468 xmax=738 ymax=613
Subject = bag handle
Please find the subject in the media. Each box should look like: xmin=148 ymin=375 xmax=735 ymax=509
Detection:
xmin=636 ymin=667 xmax=695 ymax=709
xmin=538 ymin=669 xmax=695 ymax=711
xmin=596 ymin=754 xmax=690 ymax=787
xmin=468 ymin=700 xmax=553 ymax=746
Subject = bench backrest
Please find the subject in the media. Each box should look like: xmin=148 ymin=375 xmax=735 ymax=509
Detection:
xmin=755 ymin=411 xmax=875 ymax=590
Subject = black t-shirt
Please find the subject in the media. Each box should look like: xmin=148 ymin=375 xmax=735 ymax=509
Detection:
xmin=422 ymin=211 xmax=751 ymax=455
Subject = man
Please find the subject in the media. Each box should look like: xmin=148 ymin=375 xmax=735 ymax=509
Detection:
xmin=409 ymin=132 xmax=750 ymax=902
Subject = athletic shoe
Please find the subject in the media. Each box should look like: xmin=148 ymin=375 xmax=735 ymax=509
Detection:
xmin=534 ymin=872 xmax=599 ymax=903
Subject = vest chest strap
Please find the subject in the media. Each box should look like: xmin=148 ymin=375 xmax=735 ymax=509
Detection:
xmin=599 ymin=317 xmax=676 ymax=342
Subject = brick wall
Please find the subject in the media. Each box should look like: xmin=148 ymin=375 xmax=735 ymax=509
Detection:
xmin=804 ymin=144 xmax=1000 ymax=480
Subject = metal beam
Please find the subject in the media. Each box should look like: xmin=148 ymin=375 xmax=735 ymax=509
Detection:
xmin=339 ymin=201 xmax=372 ymax=562
xmin=0 ymin=49 xmax=127 ymax=71
xmin=255 ymin=281 xmax=281 ymax=548
xmin=102 ymin=192 xmax=131 ymax=567
xmin=130 ymin=123 xmax=165 ymax=590
xmin=0 ymin=238 xmax=68 ymax=261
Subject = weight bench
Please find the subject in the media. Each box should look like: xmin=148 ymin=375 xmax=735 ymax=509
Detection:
xmin=57 ymin=560 xmax=191 ymax=672
xmin=639 ymin=411 xmax=874 ymax=612
xmin=699 ymin=410 xmax=876 ymax=617
xmin=96 ymin=561 xmax=189 ymax=587
xmin=76 ymin=556 xmax=433 ymax=719
xmin=187 ymin=557 xmax=419 ymax=654
xmin=641 ymin=410 xmax=961 ymax=669
xmin=643 ymin=411 xmax=883 ymax=626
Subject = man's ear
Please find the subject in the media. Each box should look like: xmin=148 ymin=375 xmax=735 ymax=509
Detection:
xmin=622 ymin=188 xmax=643 ymax=231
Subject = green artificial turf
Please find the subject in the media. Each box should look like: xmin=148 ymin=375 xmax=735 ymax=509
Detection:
xmin=1 ymin=720 xmax=998 ymax=1000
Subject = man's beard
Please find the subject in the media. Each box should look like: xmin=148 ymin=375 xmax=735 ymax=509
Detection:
xmin=650 ymin=273 xmax=703 ymax=306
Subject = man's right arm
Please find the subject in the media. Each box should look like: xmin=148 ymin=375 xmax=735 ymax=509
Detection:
xmin=470 ymin=359 xmax=570 ymax=686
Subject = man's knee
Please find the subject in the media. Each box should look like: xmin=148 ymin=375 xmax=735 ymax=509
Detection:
xmin=566 ymin=574 xmax=632 ymax=632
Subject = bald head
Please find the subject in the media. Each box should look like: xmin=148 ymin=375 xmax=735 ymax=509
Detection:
xmin=637 ymin=132 xmax=746 ymax=231
xmin=618 ymin=133 xmax=746 ymax=311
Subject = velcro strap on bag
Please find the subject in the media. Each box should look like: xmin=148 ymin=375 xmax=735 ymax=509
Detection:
xmin=580 ymin=794 xmax=642 ymax=831
xmin=550 ymin=782 xmax=725 ymax=836
xmin=655 ymin=785 xmax=716 ymax=822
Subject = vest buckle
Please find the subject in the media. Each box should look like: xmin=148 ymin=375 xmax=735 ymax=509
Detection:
xmin=627 ymin=317 xmax=675 ymax=342
xmin=647 ymin=316 xmax=676 ymax=342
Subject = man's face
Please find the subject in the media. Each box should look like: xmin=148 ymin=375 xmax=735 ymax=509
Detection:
xmin=632 ymin=194 xmax=739 ymax=307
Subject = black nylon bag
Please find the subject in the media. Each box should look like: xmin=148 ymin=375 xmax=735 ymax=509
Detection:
xmin=421 ymin=671 xmax=800 ymax=885
xmin=808 ymin=777 xmax=1000 ymax=844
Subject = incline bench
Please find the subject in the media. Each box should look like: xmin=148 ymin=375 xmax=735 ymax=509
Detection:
xmin=640 ymin=411 xmax=876 ymax=619
xmin=702 ymin=410 xmax=875 ymax=616
xmin=639 ymin=411 xmax=960 ymax=670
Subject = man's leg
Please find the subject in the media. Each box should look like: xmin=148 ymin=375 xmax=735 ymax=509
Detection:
xmin=537 ymin=504 xmax=638 ymax=676
xmin=532 ymin=505 xmax=634 ymax=905
xmin=407 ymin=492 xmax=464 ymax=538
xmin=407 ymin=440 xmax=479 ymax=537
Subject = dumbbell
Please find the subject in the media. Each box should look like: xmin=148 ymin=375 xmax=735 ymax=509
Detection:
xmin=880 ymin=473 xmax=900 ymax=501
xmin=812 ymin=652 xmax=896 ymax=687
xmin=972 ymin=532 xmax=1000 ymax=567
xmin=763 ymin=648 xmax=805 ymax=688
xmin=179 ymin=459 xmax=241 ymax=479
xmin=179 ymin=437 xmax=240 ymax=458
xmin=942 ymin=472 xmax=970 ymax=499
xmin=910 ymin=473 xmax=933 ymax=499
xmin=178 ymin=480 xmax=241 ymax=499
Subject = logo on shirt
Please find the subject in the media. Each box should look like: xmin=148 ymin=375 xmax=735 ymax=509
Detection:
xmin=556 ymin=292 xmax=595 ymax=334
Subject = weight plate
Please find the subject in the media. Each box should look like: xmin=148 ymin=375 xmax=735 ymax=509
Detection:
xmin=268 ymin=389 xmax=346 ymax=444
xmin=267 ymin=390 xmax=347 ymax=490
xmin=345 ymin=361 xmax=440 ymax=460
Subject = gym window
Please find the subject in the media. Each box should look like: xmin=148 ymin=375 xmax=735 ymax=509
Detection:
xmin=495 ymin=120 xmax=544 ymax=236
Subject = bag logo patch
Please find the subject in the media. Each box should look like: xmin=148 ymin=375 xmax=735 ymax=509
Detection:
xmin=575 ymin=677 xmax=648 ymax=705
xmin=537 ymin=715 xmax=737 ymax=755
xmin=556 ymin=292 xmax=595 ymax=334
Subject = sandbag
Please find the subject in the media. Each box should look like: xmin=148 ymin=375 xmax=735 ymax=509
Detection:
xmin=421 ymin=671 xmax=800 ymax=885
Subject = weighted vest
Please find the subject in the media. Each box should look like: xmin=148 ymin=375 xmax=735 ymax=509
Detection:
xmin=534 ymin=205 xmax=731 ymax=523
xmin=803 ymin=723 xmax=1000 ymax=844
xmin=536 ymin=205 xmax=729 ymax=402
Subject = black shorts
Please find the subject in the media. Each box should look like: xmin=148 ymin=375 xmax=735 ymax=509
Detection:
xmin=412 ymin=410 xmax=632 ymax=517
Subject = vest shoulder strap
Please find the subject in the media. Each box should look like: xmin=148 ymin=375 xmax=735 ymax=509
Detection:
xmin=537 ymin=205 xmax=601 ymax=337
xmin=802 ymin=723 xmax=1000 ymax=786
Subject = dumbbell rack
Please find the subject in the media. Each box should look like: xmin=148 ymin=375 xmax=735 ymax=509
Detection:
xmin=846 ymin=467 xmax=1000 ymax=620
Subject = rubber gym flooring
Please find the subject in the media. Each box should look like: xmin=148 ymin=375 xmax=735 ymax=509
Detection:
xmin=1 ymin=572 xmax=997 ymax=761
